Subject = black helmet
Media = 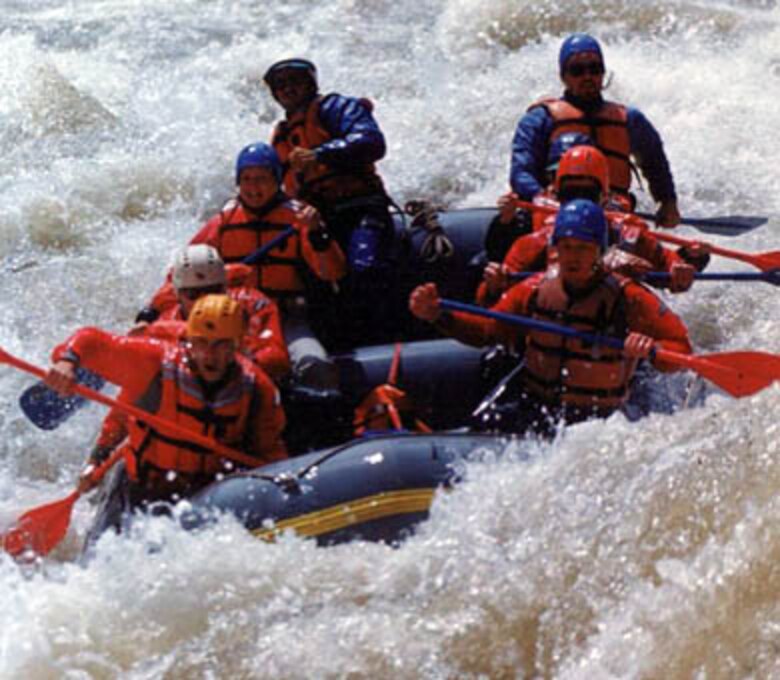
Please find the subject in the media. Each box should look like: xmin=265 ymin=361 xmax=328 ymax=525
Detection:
xmin=263 ymin=58 xmax=317 ymax=89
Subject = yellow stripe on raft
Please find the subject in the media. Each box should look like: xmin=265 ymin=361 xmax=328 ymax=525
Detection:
xmin=251 ymin=487 xmax=438 ymax=541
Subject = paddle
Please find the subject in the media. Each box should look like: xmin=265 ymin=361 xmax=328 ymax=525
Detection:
xmin=650 ymin=231 xmax=780 ymax=273
xmin=634 ymin=211 xmax=768 ymax=236
xmin=508 ymin=270 xmax=780 ymax=286
xmin=1 ymin=346 xmax=258 ymax=466
xmin=512 ymin=198 xmax=769 ymax=237
xmin=1 ymin=447 xmax=125 ymax=558
xmin=18 ymin=228 xmax=300 ymax=431
xmin=2 ymin=347 xmax=264 ymax=557
xmin=644 ymin=270 xmax=780 ymax=286
xmin=438 ymin=298 xmax=780 ymax=398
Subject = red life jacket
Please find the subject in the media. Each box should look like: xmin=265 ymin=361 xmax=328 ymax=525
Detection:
xmin=271 ymin=95 xmax=385 ymax=205
xmin=210 ymin=199 xmax=308 ymax=300
xmin=121 ymin=346 xmax=259 ymax=496
xmin=531 ymin=97 xmax=632 ymax=196
xmin=522 ymin=272 xmax=635 ymax=415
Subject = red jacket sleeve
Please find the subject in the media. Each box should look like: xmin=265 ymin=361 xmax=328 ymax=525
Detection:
xmin=623 ymin=282 xmax=692 ymax=371
xmin=438 ymin=276 xmax=539 ymax=348
xmin=234 ymin=288 xmax=291 ymax=381
xmin=244 ymin=364 xmax=288 ymax=463
xmin=53 ymin=328 xmax=166 ymax=398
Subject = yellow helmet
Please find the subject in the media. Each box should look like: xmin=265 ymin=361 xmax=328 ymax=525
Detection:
xmin=186 ymin=294 xmax=246 ymax=343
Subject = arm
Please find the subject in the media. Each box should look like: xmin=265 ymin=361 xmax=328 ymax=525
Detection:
xmin=296 ymin=203 xmax=347 ymax=281
xmin=626 ymin=107 xmax=677 ymax=205
xmin=410 ymin=280 xmax=535 ymax=348
xmin=315 ymin=94 xmax=387 ymax=167
xmin=244 ymin=368 xmax=288 ymax=463
xmin=51 ymin=328 xmax=166 ymax=396
xmin=623 ymin=283 xmax=692 ymax=371
xmin=510 ymin=107 xmax=554 ymax=200
xmin=240 ymin=293 xmax=291 ymax=381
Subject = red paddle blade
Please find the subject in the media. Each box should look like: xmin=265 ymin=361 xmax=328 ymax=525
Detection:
xmin=660 ymin=350 xmax=780 ymax=398
xmin=1 ymin=491 xmax=79 ymax=557
xmin=753 ymin=251 xmax=780 ymax=273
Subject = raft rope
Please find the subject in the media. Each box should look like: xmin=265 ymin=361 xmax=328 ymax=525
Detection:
xmin=404 ymin=200 xmax=455 ymax=263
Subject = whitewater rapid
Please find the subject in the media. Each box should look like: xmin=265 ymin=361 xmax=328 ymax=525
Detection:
xmin=1 ymin=1 xmax=779 ymax=677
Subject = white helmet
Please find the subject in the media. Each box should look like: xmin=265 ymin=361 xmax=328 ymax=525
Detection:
xmin=172 ymin=245 xmax=226 ymax=290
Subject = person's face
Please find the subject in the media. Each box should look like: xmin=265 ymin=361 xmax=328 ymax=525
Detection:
xmin=176 ymin=284 xmax=225 ymax=318
xmin=187 ymin=337 xmax=236 ymax=383
xmin=238 ymin=166 xmax=279 ymax=211
xmin=561 ymin=52 xmax=605 ymax=101
xmin=270 ymin=68 xmax=316 ymax=113
xmin=557 ymin=177 xmax=604 ymax=204
xmin=555 ymin=237 xmax=602 ymax=289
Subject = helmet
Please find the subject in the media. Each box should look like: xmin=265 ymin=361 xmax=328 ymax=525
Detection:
xmin=186 ymin=294 xmax=246 ymax=343
xmin=551 ymin=199 xmax=608 ymax=252
xmin=172 ymin=245 xmax=226 ymax=291
xmin=559 ymin=33 xmax=604 ymax=75
xmin=235 ymin=142 xmax=283 ymax=184
xmin=263 ymin=58 xmax=317 ymax=89
xmin=555 ymin=145 xmax=610 ymax=197
xmin=546 ymin=132 xmax=595 ymax=173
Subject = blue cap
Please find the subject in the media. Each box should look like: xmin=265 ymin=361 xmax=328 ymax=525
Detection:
xmin=559 ymin=33 xmax=604 ymax=75
xmin=235 ymin=142 xmax=282 ymax=184
xmin=551 ymin=199 xmax=608 ymax=252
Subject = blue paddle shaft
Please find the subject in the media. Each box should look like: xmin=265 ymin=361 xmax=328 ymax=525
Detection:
xmin=241 ymin=225 xmax=297 ymax=265
xmin=438 ymin=298 xmax=626 ymax=351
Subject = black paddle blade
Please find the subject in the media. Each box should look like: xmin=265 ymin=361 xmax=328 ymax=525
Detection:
xmin=19 ymin=368 xmax=106 ymax=430
xmin=684 ymin=215 xmax=769 ymax=236
xmin=635 ymin=211 xmax=768 ymax=236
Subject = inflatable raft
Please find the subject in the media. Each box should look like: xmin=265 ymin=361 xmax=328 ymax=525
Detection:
xmin=181 ymin=432 xmax=510 ymax=546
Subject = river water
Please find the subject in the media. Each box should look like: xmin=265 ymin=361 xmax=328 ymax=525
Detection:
xmin=1 ymin=1 xmax=779 ymax=677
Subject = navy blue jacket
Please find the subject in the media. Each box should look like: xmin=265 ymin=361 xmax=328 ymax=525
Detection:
xmin=312 ymin=93 xmax=387 ymax=168
xmin=510 ymin=92 xmax=677 ymax=203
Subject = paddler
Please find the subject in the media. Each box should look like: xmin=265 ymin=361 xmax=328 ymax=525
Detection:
xmin=410 ymin=199 xmax=693 ymax=436
xmin=140 ymin=142 xmax=346 ymax=393
xmin=478 ymin=146 xmax=707 ymax=306
xmin=138 ymin=244 xmax=291 ymax=382
xmin=44 ymin=294 xmax=287 ymax=532
xmin=264 ymin=57 xmax=401 ymax=347
xmin=510 ymin=33 xmax=681 ymax=228
xmin=486 ymin=132 xmax=596 ymax=262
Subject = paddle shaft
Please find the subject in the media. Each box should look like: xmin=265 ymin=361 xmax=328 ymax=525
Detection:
xmin=0 ymin=348 xmax=258 ymax=467
xmin=438 ymin=298 xmax=780 ymax=398
xmin=512 ymin=198 xmax=767 ymax=236
xmin=650 ymin=231 xmax=780 ymax=272
xmin=508 ymin=270 xmax=780 ymax=285
xmin=440 ymin=298 xmax=625 ymax=351
xmin=241 ymin=225 xmax=297 ymax=265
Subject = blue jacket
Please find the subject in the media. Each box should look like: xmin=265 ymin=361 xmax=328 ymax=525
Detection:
xmin=510 ymin=92 xmax=677 ymax=203
xmin=313 ymin=93 xmax=387 ymax=168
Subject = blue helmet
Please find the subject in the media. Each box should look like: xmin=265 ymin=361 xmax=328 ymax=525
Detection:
xmin=546 ymin=132 xmax=595 ymax=173
xmin=235 ymin=142 xmax=282 ymax=184
xmin=263 ymin=58 xmax=318 ymax=89
xmin=559 ymin=33 xmax=604 ymax=75
xmin=551 ymin=199 xmax=608 ymax=252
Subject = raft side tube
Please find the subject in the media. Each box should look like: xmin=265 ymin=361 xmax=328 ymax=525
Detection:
xmin=182 ymin=432 xmax=509 ymax=546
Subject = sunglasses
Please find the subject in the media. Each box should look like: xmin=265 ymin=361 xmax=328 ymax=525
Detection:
xmin=566 ymin=62 xmax=605 ymax=77
xmin=271 ymin=73 xmax=311 ymax=90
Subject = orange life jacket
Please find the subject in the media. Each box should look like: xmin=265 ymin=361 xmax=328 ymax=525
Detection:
xmin=522 ymin=272 xmax=635 ymax=414
xmin=531 ymin=97 xmax=632 ymax=196
xmin=211 ymin=199 xmax=308 ymax=300
xmin=271 ymin=95 xmax=385 ymax=206
xmin=121 ymin=346 xmax=258 ymax=495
